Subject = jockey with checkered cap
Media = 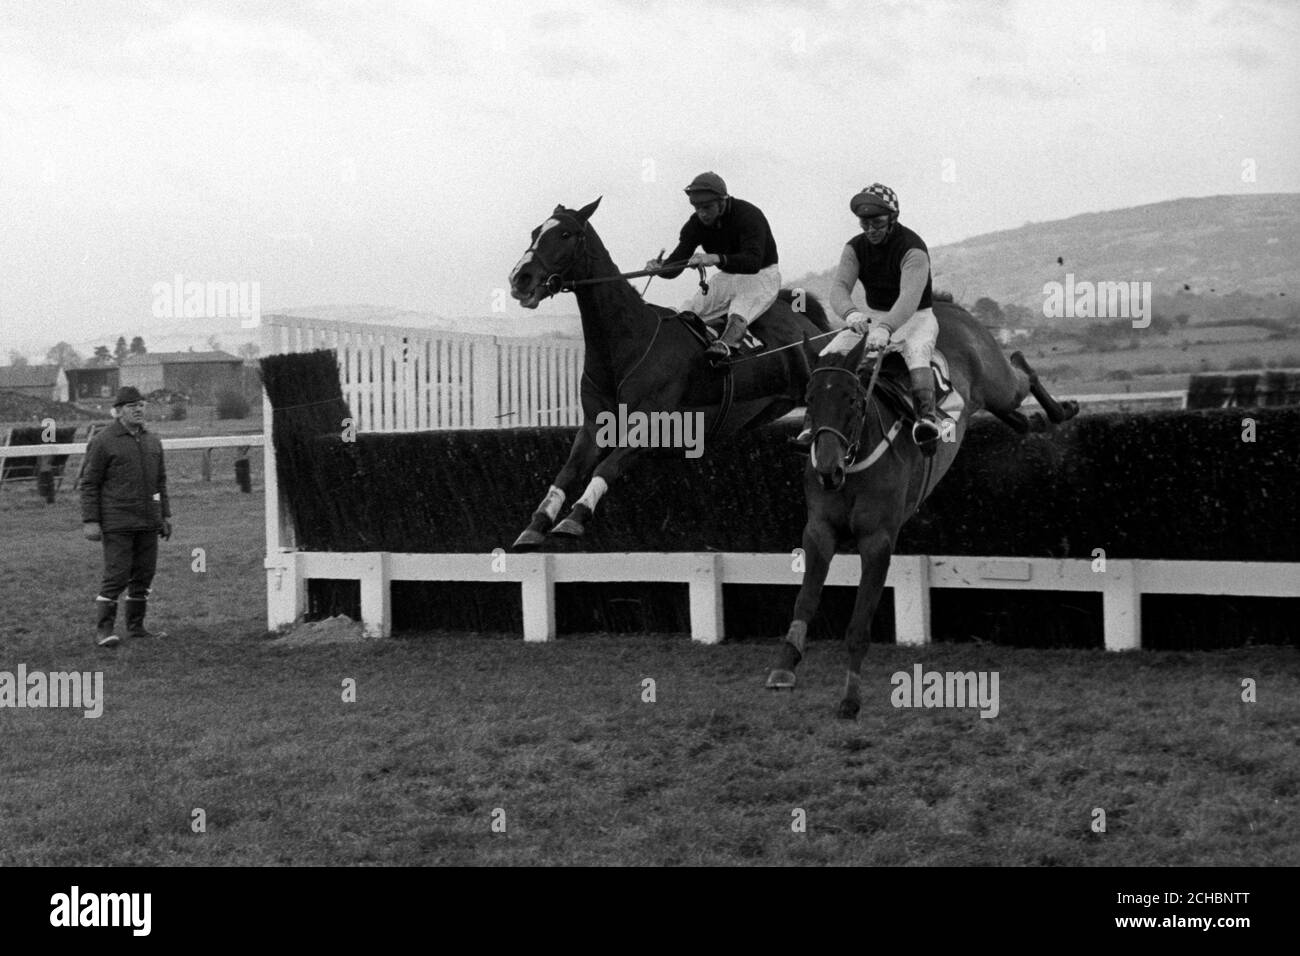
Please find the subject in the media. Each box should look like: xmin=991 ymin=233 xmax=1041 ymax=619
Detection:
xmin=793 ymin=183 xmax=942 ymax=456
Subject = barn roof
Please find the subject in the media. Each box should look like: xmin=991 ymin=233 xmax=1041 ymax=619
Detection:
xmin=0 ymin=365 xmax=61 ymax=388
xmin=119 ymin=351 xmax=243 ymax=366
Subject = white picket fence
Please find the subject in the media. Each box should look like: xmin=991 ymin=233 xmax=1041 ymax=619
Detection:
xmin=259 ymin=313 xmax=1296 ymax=649
xmin=260 ymin=313 xmax=584 ymax=430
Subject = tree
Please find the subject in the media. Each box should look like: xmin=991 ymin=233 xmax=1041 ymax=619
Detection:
xmin=130 ymin=336 xmax=147 ymax=355
xmin=7 ymin=350 xmax=29 ymax=367
xmin=207 ymin=335 xmax=222 ymax=352
xmin=237 ymin=342 xmax=260 ymax=361
xmin=1003 ymin=303 xmax=1037 ymax=328
xmin=47 ymin=342 xmax=83 ymax=368
xmin=90 ymin=345 xmax=113 ymax=366
xmin=114 ymin=336 xmax=128 ymax=364
xmin=972 ymin=296 xmax=1004 ymax=326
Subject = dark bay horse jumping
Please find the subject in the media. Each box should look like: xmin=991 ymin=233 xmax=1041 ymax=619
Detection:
xmin=507 ymin=197 xmax=831 ymax=549
xmin=765 ymin=301 xmax=1079 ymax=718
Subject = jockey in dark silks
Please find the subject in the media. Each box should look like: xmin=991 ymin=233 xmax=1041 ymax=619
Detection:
xmin=646 ymin=172 xmax=781 ymax=363
xmin=793 ymin=182 xmax=942 ymax=456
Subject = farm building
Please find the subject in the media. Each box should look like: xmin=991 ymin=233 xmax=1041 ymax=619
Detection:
xmin=118 ymin=350 xmax=245 ymax=403
xmin=0 ymin=365 xmax=69 ymax=402
xmin=64 ymin=366 xmax=121 ymax=401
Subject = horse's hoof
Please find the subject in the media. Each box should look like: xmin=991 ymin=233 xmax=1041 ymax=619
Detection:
xmin=551 ymin=519 xmax=584 ymax=538
xmin=766 ymin=669 xmax=797 ymax=690
xmin=835 ymin=699 xmax=860 ymax=720
xmin=512 ymin=529 xmax=547 ymax=551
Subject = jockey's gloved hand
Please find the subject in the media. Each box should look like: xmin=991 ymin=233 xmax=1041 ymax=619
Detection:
xmin=687 ymin=252 xmax=720 ymax=268
xmin=645 ymin=257 xmax=663 ymax=271
xmin=865 ymin=325 xmax=892 ymax=350
xmin=845 ymin=310 xmax=870 ymax=334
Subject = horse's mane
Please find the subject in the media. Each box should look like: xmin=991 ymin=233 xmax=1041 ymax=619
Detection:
xmin=776 ymin=288 xmax=830 ymax=332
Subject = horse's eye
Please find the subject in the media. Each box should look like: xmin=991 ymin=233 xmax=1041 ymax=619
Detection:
xmin=561 ymin=231 xmax=571 ymax=240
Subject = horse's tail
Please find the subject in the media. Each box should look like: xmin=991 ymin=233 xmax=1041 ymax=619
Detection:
xmin=777 ymin=288 xmax=830 ymax=333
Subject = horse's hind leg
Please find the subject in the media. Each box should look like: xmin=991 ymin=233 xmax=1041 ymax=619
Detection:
xmin=1011 ymin=351 xmax=1079 ymax=423
xmin=991 ymin=408 xmax=1031 ymax=434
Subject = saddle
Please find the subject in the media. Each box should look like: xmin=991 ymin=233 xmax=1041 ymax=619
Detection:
xmin=674 ymin=311 xmax=766 ymax=358
xmin=864 ymin=349 xmax=961 ymax=425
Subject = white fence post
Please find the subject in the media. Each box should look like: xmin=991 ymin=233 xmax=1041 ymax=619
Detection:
xmin=1102 ymin=559 xmax=1142 ymax=651
xmin=521 ymin=553 xmax=555 ymax=642
xmin=359 ymin=552 xmax=392 ymax=638
xmin=688 ymin=552 xmax=724 ymax=644
xmin=264 ymin=552 xmax=304 ymax=630
xmin=892 ymin=555 xmax=932 ymax=646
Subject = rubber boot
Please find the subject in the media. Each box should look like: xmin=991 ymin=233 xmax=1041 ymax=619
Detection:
xmin=909 ymin=367 xmax=941 ymax=457
xmin=95 ymin=597 xmax=120 ymax=648
xmin=124 ymin=597 xmax=166 ymax=639
xmin=705 ymin=314 xmax=748 ymax=364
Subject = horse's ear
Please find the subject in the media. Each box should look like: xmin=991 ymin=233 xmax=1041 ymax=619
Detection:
xmin=575 ymin=196 xmax=602 ymax=223
xmin=846 ymin=333 xmax=867 ymax=370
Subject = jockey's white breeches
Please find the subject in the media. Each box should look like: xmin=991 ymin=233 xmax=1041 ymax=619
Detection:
xmin=684 ymin=264 xmax=781 ymax=325
xmin=820 ymin=306 xmax=938 ymax=370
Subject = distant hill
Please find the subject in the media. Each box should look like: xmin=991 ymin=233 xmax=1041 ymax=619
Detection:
xmin=790 ymin=194 xmax=1300 ymax=323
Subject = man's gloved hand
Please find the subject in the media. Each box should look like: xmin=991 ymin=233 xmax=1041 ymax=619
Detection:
xmin=845 ymin=310 xmax=870 ymax=334
xmin=687 ymin=252 xmax=720 ymax=268
xmin=160 ymin=519 xmax=172 ymax=541
xmin=645 ymin=257 xmax=664 ymax=272
xmin=83 ymin=522 xmax=102 ymax=542
xmin=865 ymin=325 xmax=892 ymax=351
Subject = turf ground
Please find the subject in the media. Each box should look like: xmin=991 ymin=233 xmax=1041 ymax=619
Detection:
xmin=1 ymin=453 xmax=1296 ymax=866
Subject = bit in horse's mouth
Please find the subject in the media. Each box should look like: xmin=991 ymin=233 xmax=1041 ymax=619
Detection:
xmin=512 ymin=285 xmax=543 ymax=309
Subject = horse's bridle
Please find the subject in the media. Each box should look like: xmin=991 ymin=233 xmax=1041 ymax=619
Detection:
xmin=807 ymin=365 xmax=869 ymax=466
xmin=515 ymin=218 xmax=592 ymax=302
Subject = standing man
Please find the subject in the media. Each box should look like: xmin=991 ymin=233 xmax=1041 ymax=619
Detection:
xmin=795 ymin=182 xmax=942 ymax=455
xmin=646 ymin=172 xmax=781 ymax=363
xmin=81 ymin=386 xmax=172 ymax=647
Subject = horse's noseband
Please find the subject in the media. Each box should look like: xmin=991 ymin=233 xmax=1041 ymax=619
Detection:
xmin=808 ymin=366 xmax=868 ymax=467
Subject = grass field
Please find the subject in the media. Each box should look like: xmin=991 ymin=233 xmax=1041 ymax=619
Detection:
xmin=1 ymin=451 xmax=1297 ymax=866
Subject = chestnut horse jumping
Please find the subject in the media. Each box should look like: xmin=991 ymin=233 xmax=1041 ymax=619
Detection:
xmin=507 ymin=198 xmax=830 ymax=549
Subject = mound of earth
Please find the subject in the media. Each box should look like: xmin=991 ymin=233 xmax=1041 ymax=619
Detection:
xmin=0 ymin=389 xmax=110 ymax=424
xmin=262 ymin=614 xmax=371 ymax=646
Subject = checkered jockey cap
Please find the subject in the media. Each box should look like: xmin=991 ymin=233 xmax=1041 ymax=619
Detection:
xmin=850 ymin=183 xmax=899 ymax=218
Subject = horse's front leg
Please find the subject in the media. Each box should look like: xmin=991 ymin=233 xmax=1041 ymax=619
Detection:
xmin=766 ymin=517 xmax=835 ymax=689
xmin=838 ymin=528 xmax=894 ymax=720
xmin=513 ymin=425 xmax=604 ymax=550
xmin=551 ymin=444 xmax=644 ymax=538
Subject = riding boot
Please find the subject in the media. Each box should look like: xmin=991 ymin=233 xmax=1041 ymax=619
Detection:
xmin=909 ymin=367 xmax=941 ymax=457
xmin=789 ymin=410 xmax=814 ymax=448
xmin=124 ymin=597 xmax=166 ymax=639
xmin=95 ymin=597 xmax=120 ymax=648
xmin=705 ymin=314 xmax=748 ymax=364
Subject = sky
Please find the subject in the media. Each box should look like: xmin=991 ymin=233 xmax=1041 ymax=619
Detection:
xmin=1 ymin=0 xmax=1297 ymax=357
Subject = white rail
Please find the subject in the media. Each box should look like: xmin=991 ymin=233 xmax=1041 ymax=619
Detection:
xmin=0 ymin=435 xmax=264 ymax=458
xmin=261 ymin=550 xmax=1300 ymax=650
